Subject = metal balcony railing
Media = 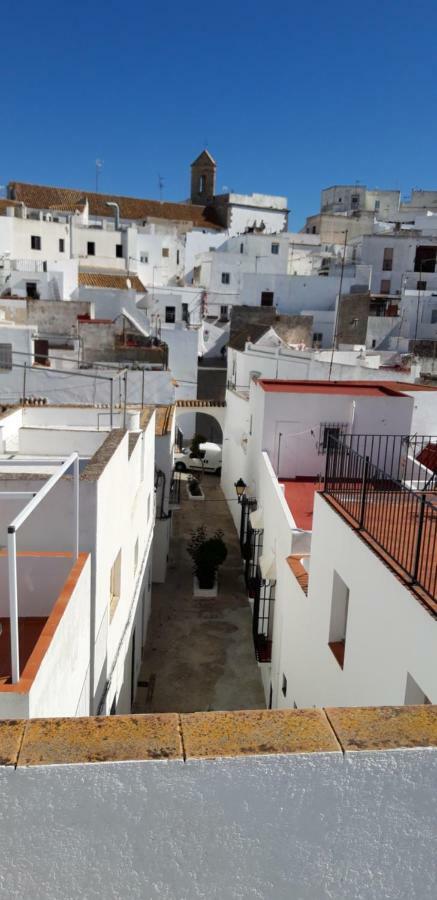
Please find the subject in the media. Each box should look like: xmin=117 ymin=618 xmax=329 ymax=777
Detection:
xmin=324 ymin=435 xmax=437 ymax=603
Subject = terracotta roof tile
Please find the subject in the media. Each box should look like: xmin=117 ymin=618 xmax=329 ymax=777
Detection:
xmin=78 ymin=271 xmax=146 ymax=292
xmin=8 ymin=182 xmax=222 ymax=230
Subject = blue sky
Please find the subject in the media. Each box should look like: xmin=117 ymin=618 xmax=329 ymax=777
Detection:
xmin=3 ymin=0 xmax=437 ymax=228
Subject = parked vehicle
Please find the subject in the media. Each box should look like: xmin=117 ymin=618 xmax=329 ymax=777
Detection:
xmin=174 ymin=441 xmax=222 ymax=475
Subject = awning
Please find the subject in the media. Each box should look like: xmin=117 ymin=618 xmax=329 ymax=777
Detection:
xmin=249 ymin=507 xmax=263 ymax=529
xmin=259 ymin=551 xmax=276 ymax=581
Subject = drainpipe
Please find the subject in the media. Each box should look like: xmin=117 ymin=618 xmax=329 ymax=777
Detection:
xmin=106 ymin=201 xmax=120 ymax=231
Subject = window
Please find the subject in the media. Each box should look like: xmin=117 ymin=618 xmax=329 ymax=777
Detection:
xmin=282 ymin=674 xmax=287 ymax=697
xmin=0 ymin=343 xmax=12 ymax=370
xmin=371 ymin=339 xmax=377 ymax=348
xmin=116 ymin=243 xmax=123 ymax=258
xmin=313 ymin=332 xmax=323 ymax=345
xmin=199 ymin=174 xmax=206 ymax=192
xmin=431 ymin=309 xmax=437 ymax=324
xmin=351 ymin=194 xmax=360 ymax=207
xmin=220 ymin=305 xmax=228 ymax=321
xmin=271 ymin=242 xmax=279 ymax=255
xmin=59 ymin=238 xmax=65 ymax=253
xmin=134 ymin=538 xmax=139 ymax=572
xmin=328 ymin=571 xmax=349 ymax=668
xmin=261 ymin=291 xmax=274 ymax=307
xmin=176 ymin=250 xmax=180 ymax=265
xmin=26 ymin=282 xmax=39 ymax=299
xmin=380 ymin=279 xmax=391 ymax=294
xmin=417 ymin=280 xmax=427 ymax=291
xmin=221 ymin=272 xmax=230 ymax=284
xmin=87 ymin=241 xmax=95 ymax=256
xmin=319 ymin=423 xmax=347 ymax=453
xmin=375 ymin=199 xmax=380 ymax=211
xmin=182 ymin=302 xmax=189 ymax=323
xmin=109 ymin=550 xmax=122 ymax=622
xmin=240 ymin=243 xmax=244 ymax=254
xmin=162 ymin=247 xmax=169 ymax=258
xmin=165 ymin=306 xmax=176 ymax=323
xmin=30 ymin=235 xmax=41 ymax=250
xmin=414 ymin=245 xmax=437 ymax=273
xmin=404 ymin=673 xmax=431 ymax=705
xmin=311 ymin=226 xmax=316 ymax=234
xmin=382 ymin=247 xmax=393 ymax=271
xmin=140 ymin=253 xmax=149 ymax=264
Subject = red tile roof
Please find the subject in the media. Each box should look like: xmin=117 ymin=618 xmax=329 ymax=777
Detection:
xmin=259 ymin=379 xmax=406 ymax=397
xmin=8 ymin=182 xmax=222 ymax=230
xmin=279 ymin=478 xmax=320 ymax=529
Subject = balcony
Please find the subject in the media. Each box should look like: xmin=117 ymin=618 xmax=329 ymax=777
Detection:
xmin=324 ymin=434 xmax=437 ymax=610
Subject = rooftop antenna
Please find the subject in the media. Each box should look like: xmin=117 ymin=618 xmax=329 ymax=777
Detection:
xmin=95 ymin=159 xmax=103 ymax=193
xmin=158 ymin=174 xmax=164 ymax=203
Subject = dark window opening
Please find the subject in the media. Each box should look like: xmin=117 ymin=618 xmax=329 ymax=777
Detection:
xmin=282 ymin=674 xmax=287 ymax=697
xmin=59 ymin=238 xmax=65 ymax=253
xmin=165 ymin=306 xmax=176 ymax=323
xmin=182 ymin=303 xmax=189 ymax=323
xmin=116 ymin=244 xmax=123 ymax=258
xmin=30 ymin=235 xmax=41 ymax=250
xmin=261 ymin=291 xmax=274 ymax=307
xmin=221 ymin=272 xmax=230 ymax=284
xmin=271 ymin=242 xmax=279 ymax=255
xmin=417 ymin=280 xmax=427 ymax=291
xmin=382 ymin=247 xmax=393 ymax=271
xmin=414 ymin=245 xmax=437 ymax=273
xmin=26 ymin=282 xmax=39 ymax=299
xmin=87 ymin=241 xmax=95 ymax=256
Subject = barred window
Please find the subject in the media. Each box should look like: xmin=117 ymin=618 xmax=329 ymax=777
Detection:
xmin=319 ymin=423 xmax=347 ymax=454
xmin=0 ymin=343 xmax=12 ymax=370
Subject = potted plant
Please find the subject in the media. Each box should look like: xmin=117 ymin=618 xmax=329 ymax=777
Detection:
xmin=187 ymin=476 xmax=205 ymax=500
xmin=190 ymin=433 xmax=206 ymax=460
xmin=187 ymin=526 xmax=227 ymax=597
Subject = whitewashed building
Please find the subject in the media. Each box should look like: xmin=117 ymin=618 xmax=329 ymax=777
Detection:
xmin=222 ymin=377 xmax=437 ymax=707
xmin=0 ymin=403 xmax=156 ymax=716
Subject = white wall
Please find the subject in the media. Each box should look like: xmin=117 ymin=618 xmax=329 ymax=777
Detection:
xmin=0 ymin=740 xmax=436 ymax=899
xmin=276 ymin=494 xmax=437 ymax=709
xmin=0 ymin=554 xmax=72 ymax=616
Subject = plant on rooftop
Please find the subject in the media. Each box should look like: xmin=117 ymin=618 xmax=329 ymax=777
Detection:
xmin=187 ymin=525 xmax=227 ymax=589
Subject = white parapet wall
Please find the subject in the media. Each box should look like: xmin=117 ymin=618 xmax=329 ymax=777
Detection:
xmin=0 ymin=707 xmax=436 ymax=899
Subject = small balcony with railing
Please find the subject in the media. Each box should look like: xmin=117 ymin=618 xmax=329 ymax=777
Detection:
xmin=323 ymin=433 xmax=437 ymax=611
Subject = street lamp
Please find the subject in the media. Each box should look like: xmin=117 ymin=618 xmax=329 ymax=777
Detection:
xmin=234 ymin=478 xmax=247 ymax=504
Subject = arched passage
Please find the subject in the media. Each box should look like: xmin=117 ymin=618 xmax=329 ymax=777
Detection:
xmin=175 ymin=401 xmax=225 ymax=445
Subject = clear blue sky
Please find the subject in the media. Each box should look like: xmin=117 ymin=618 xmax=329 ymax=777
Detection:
xmin=3 ymin=0 xmax=437 ymax=228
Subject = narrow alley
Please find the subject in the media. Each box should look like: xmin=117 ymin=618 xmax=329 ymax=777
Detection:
xmin=134 ymin=473 xmax=265 ymax=713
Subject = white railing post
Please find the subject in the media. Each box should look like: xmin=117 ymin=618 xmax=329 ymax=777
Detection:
xmin=7 ymin=529 xmax=20 ymax=684
xmin=73 ymin=455 xmax=79 ymax=560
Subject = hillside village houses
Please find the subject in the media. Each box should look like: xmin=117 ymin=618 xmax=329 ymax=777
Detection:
xmin=0 ymin=152 xmax=437 ymax=900
xmin=0 ymin=150 xmax=436 ymax=723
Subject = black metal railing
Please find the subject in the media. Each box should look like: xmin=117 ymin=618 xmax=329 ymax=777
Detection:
xmin=239 ymin=496 xmax=257 ymax=551
xmin=324 ymin=435 xmax=437 ymax=603
xmin=337 ymin=434 xmax=437 ymax=490
xmin=252 ymin=573 xmax=275 ymax=663
xmin=169 ymin=473 xmax=181 ymax=506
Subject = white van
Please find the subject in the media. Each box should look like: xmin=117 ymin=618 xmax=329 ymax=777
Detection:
xmin=174 ymin=441 xmax=222 ymax=475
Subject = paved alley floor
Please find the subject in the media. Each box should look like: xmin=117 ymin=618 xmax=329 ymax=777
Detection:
xmin=134 ymin=473 xmax=265 ymax=713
